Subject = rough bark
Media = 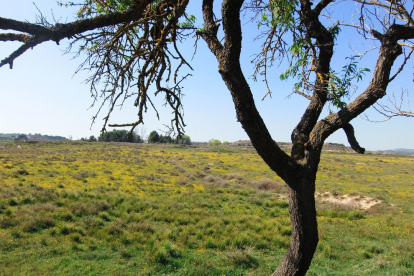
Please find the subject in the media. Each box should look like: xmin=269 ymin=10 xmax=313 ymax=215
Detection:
xmin=343 ymin=123 xmax=365 ymax=154
xmin=290 ymin=0 xmax=334 ymax=161
xmin=273 ymin=177 xmax=319 ymax=276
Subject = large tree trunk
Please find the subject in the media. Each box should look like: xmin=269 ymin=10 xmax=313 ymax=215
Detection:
xmin=273 ymin=175 xmax=319 ymax=275
xmin=199 ymin=2 xmax=320 ymax=275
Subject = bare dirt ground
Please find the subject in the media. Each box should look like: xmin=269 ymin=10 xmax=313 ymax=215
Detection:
xmin=316 ymin=192 xmax=382 ymax=210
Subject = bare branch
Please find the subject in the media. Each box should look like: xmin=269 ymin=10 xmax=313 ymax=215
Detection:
xmin=313 ymin=0 xmax=335 ymax=16
xmin=389 ymin=46 xmax=413 ymax=82
xmin=0 ymin=33 xmax=29 ymax=43
xmin=0 ymin=0 xmax=154 ymax=68
xmin=293 ymin=90 xmax=312 ymax=100
xmin=354 ymin=0 xmax=414 ymax=26
xmin=1 ymin=40 xmax=43 ymax=69
xmin=374 ymin=89 xmax=414 ymax=119
xmin=342 ymin=123 xmax=365 ymax=154
xmin=196 ymin=0 xmax=224 ymax=56
xmin=0 ymin=17 xmax=53 ymax=36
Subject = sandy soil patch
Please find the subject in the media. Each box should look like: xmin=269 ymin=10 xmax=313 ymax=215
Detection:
xmin=316 ymin=192 xmax=382 ymax=210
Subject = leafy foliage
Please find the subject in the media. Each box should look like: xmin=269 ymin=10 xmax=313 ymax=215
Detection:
xmin=208 ymin=139 xmax=222 ymax=147
xmin=257 ymin=0 xmax=299 ymax=29
xmin=178 ymin=134 xmax=191 ymax=145
xmin=59 ymin=0 xmax=136 ymax=18
xmin=148 ymin=130 xmax=191 ymax=144
xmin=328 ymin=56 xmax=371 ymax=109
xmin=148 ymin=130 xmax=160 ymax=143
xmin=99 ymin=129 xmax=142 ymax=143
xmin=178 ymin=14 xmax=196 ymax=29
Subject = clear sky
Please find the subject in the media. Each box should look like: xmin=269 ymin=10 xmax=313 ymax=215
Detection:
xmin=1 ymin=1 xmax=413 ymax=150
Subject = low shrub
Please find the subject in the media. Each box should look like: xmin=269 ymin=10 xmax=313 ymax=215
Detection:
xmin=226 ymin=247 xmax=259 ymax=269
xmin=251 ymin=179 xmax=284 ymax=192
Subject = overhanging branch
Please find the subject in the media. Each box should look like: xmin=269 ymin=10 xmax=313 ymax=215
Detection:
xmin=342 ymin=123 xmax=365 ymax=154
xmin=0 ymin=0 xmax=153 ymax=69
xmin=0 ymin=33 xmax=29 ymax=43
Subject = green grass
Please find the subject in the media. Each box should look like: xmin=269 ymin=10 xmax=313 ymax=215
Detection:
xmin=0 ymin=141 xmax=413 ymax=275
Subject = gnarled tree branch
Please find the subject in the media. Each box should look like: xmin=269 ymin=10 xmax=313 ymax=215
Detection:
xmin=0 ymin=0 xmax=153 ymax=68
xmin=343 ymin=123 xmax=365 ymax=154
xmin=309 ymin=24 xmax=413 ymax=149
xmin=290 ymin=0 xmax=335 ymax=160
xmin=199 ymin=0 xmax=299 ymax=182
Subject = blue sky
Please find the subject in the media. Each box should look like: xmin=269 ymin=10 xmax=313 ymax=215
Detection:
xmin=1 ymin=1 xmax=413 ymax=150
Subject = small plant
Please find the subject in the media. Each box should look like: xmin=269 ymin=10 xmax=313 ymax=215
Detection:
xmin=226 ymin=247 xmax=259 ymax=269
xmin=347 ymin=210 xmax=365 ymax=220
xmin=11 ymin=230 xmax=23 ymax=239
xmin=153 ymin=242 xmax=182 ymax=265
xmin=21 ymin=196 xmax=32 ymax=204
xmin=205 ymin=239 xmax=217 ymax=249
xmin=12 ymin=169 xmax=29 ymax=177
xmin=120 ymin=249 xmax=133 ymax=259
xmin=174 ymin=165 xmax=186 ymax=173
xmin=21 ymin=215 xmax=55 ymax=233
xmin=281 ymin=227 xmax=292 ymax=236
xmin=59 ymin=225 xmax=75 ymax=235
xmin=8 ymin=198 xmax=18 ymax=206
xmin=71 ymin=234 xmax=82 ymax=244
xmin=202 ymin=175 xmax=230 ymax=188
xmin=251 ymin=179 xmax=283 ymax=192
xmin=176 ymin=177 xmax=188 ymax=186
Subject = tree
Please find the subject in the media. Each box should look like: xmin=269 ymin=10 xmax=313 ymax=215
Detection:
xmin=98 ymin=129 xmax=141 ymax=143
xmin=1 ymin=1 xmax=413 ymax=275
xmin=88 ymin=135 xmax=97 ymax=142
xmin=14 ymin=134 xmax=28 ymax=141
xmin=208 ymin=139 xmax=222 ymax=147
xmin=148 ymin=130 xmax=160 ymax=143
xmin=160 ymin=135 xmax=174 ymax=143
xmin=177 ymin=135 xmax=191 ymax=145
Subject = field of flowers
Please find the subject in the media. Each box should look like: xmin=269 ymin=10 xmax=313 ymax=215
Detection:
xmin=0 ymin=141 xmax=413 ymax=275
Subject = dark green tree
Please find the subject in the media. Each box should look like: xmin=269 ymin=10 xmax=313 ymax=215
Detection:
xmin=181 ymin=135 xmax=191 ymax=145
xmin=14 ymin=134 xmax=28 ymax=141
xmin=99 ymin=129 xmax=141 ymax=143
xmin=1 ymin=1 xmax=413 ymax=274
xmin=160 ymin=135 xmax=173 ymax=144
xmin=148 ymin=130 xmax=160 ymax=143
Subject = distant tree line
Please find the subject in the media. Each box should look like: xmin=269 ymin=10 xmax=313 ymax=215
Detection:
xmin=0 ymin=133 xmax=68 ymax=141
xmin=148 ymin=130 xmax=191 ymax=145
xmin=93 ymin=130 xmax=142 ymax=143
xmin=82 ymin=129 xmax=191 ymax=144
xmin=208 ymin=139 xmax=230 ymax=147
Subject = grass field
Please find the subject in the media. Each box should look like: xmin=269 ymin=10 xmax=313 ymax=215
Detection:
xmin=0 ymin=141 xmax=413 ymax=275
